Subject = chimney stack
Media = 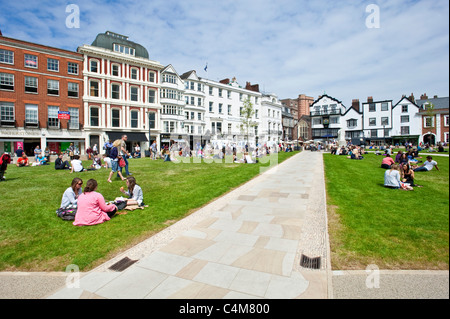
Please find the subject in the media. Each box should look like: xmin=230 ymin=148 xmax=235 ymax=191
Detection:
xmin=408 ymin=93 xmax=415 ymax=103
xmin=352 ymin=99 xmax=360 ymax=112
xmin=420 ymin=93 xmax=428 ymax=100
xmin=367 ymin=96 xmax=373 ymax=103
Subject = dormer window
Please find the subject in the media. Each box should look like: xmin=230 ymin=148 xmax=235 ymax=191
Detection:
xmin=113 ymin=43 xmax=135 ymax=56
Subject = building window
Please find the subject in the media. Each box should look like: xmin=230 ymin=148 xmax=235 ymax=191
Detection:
xmin=0 ymin=73 xmax=14 ymax=90
xmin=24 ymin=76 xmax=38 ymax=93
xmin=163 ymin=73 xmax=177 ymax=84
xmin=313 ymin=118 xmax=322 ymax=125
xmin=219 ymin=103 xmax=223 ymax=114
xmin=47 ymin=79 xmax=59 ymax=95
xmin=130 ymin=68 xmax=138 ymax=80
xmin=330 ymin=116 xmax=339 ymax=124
xmin=111 ymin=64 xmax=120 ymax=76
xmin=369 ymin=103 xmax=376 ymax=112
xmin=90 ymin=81 xmax=99 ymax=97
xmin=445 ymin=132 xmax=449 ymax=143
xmin=371 ymin=129 xmax=378 ymax=138
xmin=148 ymin=89 xmax=156 ymax=103
xmin=48 ymin=106 xmax=60 ymax=128
xmin=424 ymin=116 xmax=434 ymax=128
xmin=0 ymin=49 xmax=14 ymax=64
xmin=148 ymin=112 xmax=156 ymax=129
xmin=24 ymin=54 xmax=38 ymax=68
xmin=113 ymin=43 xmax=135 ymax=56
xmin=444 ymin=115 xmax=449 ymax=127
xmin=198 ymin=113 xmax=202 ymax=121
xmin=228 ymin=105 xmax=232 ymax=115
xmin=68 ymin=62 xmax=79 ymax=75
xmin=111 ymin=84 xmax=120 ymax=99
xmin=47 ymin=58 xmax=59 ymax=72
xmin=219 ymin=88 xmax=223 ymax=97
xmin=381 ymin=117 xmax=389 ymax=126
xmin=131 ymin=110 xmax=139 ymax=128
xmin=400 ymin=115 xmax=409 ymax=123
xmin=90 ymin=60 xmax=98 ymax=73
xmin=369 ymin=118 xmax=376 ymax=126
xmin=25 ymin=104 xmax=38 ymax=124
xmin=381 ymin=103 xmax=389 ymax=111
xmin=209 ymin=102 xmax=213 ymax=112
xmin=402 ymin=105 xmax=408 ymax=113
xmin=68 ymin=107 xmax=79 ymax=129
xmin=130 ymin=86 xmax=139 ymax=102
xmin=0 ymin=102 xmax=14 ymax=123
xmin=90 ymin=107 xmax=99 ymax=126
xmin=68 ymin=82 xmax=79 ymax=98
xmin=401 ymin=126 xmax=410 ymax=135
xmin=148 ymin=71 xmax=155 ymax=83
xmin=198 ymin=97 xmax=202 ymax=107
xmin=209 ymin=86 xmax=213 ymax=95
xmin=111 ymin=109 xmax=120 ymax=127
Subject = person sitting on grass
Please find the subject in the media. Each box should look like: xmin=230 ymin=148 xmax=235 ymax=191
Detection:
xmin=36 ymin=154 xmax=48 ymax=166
xmin=401 ymin=163 xmax=422 ymax=188
xmin=119 ymin=176 xmax=145 ymax=207
xmin=102 ymin=154 xmax=112 ymax=169
xmin=384 ymin=164 xmax=402 ymax=189
xmin=91 ymin=154 xmax=102 ymax=170
xmin=381 ymin=154 xmax=395 ymax=169
xmin=55 ymin=153 xmax=71 ymax=170
xmin=413 ymin=156 xmax=440 ymax=172
xmin=70 ymin=155 xmax=85 ymax=173
xmin=16 ymin=154 xmax=30 ymax=167
xmin=60 ymin=178 xmax=83 ymax=208
xmin=73 ymin=179 xmax=118 ymax=226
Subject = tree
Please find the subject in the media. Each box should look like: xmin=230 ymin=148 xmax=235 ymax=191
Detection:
xmin=424 ymin=102 xmax=435 ymax=129
xmin=239 ymin=97 xmax=257 ymax=148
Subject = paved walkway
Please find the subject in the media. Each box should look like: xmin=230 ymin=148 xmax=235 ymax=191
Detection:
xmin=46 ymin=151 xmax=331 ymax=299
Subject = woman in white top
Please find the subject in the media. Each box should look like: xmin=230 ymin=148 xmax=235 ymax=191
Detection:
xmin=120 ymin=176 xmax=144 ymax=206
xmin=384 ymin=164 xmax=401 ymax=189
xmin=60 ymin=178 xmax=83 ymax=208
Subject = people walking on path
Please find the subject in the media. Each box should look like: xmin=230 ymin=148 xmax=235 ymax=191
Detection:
xmin=107 ymin=140 xmax=125 ymax=183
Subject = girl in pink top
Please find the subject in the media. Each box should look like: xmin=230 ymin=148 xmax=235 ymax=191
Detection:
xmin=381 ymin=155 xmax=395 ymax=169
xmin=73 ymin=179 xmax=117 ymax=226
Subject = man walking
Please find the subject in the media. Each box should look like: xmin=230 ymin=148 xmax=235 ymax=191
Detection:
xmin=151 ymin=140 xmax=157 ymax=160
xmin=118 ymin=135 xmax=131 ymax=176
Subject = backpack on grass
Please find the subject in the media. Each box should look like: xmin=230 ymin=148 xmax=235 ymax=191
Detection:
xmin=56 ymin=206 xmax=77 ymax=221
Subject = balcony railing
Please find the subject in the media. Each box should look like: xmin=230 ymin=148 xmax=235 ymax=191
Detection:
xmin=310 ymin=110 xmax=340 ymax=116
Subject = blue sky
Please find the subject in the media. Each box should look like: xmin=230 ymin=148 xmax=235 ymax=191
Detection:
xmin=1 ymin=0 xmax=448 ymax=105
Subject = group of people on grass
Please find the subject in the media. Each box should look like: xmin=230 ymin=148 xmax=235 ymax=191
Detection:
xmin=60 ymin=176 xmax=144 ymax=226
xmin=382 ymin=152 xmax=440 ymax=190
xmin=330 ymin=145 xmax=366 ymax=160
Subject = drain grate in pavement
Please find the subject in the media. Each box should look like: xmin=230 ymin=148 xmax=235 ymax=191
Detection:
xmin=108 ymin=257 xmax=138 ymax=272
xmin=300 ymin=254 xmax=321 ymax=269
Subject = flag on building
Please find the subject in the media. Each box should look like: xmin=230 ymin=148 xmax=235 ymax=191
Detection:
xmin=204 ymin=63 xmax=208 ymax=72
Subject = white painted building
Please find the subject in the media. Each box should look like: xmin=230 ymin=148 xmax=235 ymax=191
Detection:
xmin=160 ymin=64 xmax=186 ymax=147
xmin=361 ymin=98 xmax=393 ymax=144
xmin=391 ymin=96 xmax=422 ymax=144
xmin=309 ymin=95 xmax=348 ymax=141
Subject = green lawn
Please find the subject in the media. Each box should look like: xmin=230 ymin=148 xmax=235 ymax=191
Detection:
xmin=324 ymin=153 xmax=449 ymax=270
xmin=0 ymin=152 xmax=297 ymax=271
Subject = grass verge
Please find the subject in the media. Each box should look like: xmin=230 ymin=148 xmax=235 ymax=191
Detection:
xmin=324 ymin=153 xmax=449 ymax=270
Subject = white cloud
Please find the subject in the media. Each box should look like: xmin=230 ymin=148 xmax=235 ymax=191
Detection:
xmin=1 ymin=0 xmax=448 ymax=104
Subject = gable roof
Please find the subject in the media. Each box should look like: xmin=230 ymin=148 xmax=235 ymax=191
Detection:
xmin=161 ymin=64 xmax=182 ymax=79
xmin=310 ymin=94 xmax=343 ymax=107
xmin=180 ymin=70 xmax=199 ymax=81
xmin=392 ymin=96 xmax=420 ymax=109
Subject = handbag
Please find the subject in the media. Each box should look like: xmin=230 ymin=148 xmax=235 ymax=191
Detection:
xmin=56 ymin=206 xmax=77 ymax=221
xmin=119 ymin=157 xmax=126 ymax=168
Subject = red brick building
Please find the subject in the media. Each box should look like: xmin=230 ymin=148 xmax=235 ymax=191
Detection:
xmin=415 ymin=94 xmax=449 ymax=145
xmin=0 ymin=33 xmax=84 ymax=156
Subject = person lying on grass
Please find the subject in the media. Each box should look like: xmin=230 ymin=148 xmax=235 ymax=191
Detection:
xmin=413 ymin=156 xmax=440 ymax=172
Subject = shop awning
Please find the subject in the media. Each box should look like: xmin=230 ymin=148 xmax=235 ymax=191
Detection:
xmin=106 ymin=131 xmax=148 ymax=142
